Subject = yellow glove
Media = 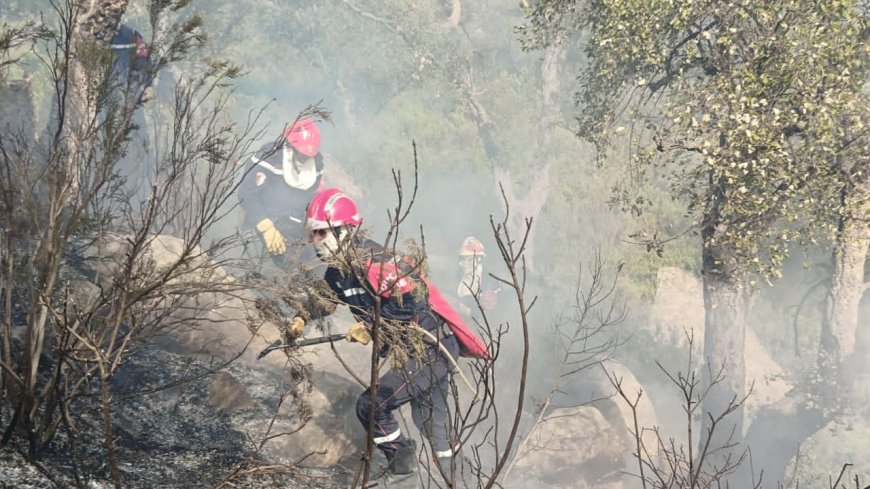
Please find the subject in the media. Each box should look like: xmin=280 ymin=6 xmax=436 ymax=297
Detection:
xmin=142 ymin=85 xmax=156 ymax=102
xmin=346 ymin=322 xmax=371 ymax=345
xmin=256 ymin=218 xmax=286 ymax=255
xmin=289 ymin=316 xmax=305 ymax=337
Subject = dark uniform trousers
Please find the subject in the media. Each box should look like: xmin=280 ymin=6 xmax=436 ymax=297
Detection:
xmin=357 ymin=334 xmax=459 ymax=461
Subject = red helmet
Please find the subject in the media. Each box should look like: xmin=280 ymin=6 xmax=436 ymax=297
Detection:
xmin=305 ymin=188 xmax=362 ymax=230
xmin=283 ymin=119 xmax=321 ymax=157
xmin=459 ymin=236 xmax=485 ymax=256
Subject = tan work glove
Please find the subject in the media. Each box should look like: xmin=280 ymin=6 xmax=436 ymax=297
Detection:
xmin=289 ymin=316 xmax=305 ymax=337
xmin=256 ymin=218 xmax=286 ymax=255
xmin=142 ymin=85 xmax=156 ymax=103
xmin=346 ymin=322 xmax=371 ymax=345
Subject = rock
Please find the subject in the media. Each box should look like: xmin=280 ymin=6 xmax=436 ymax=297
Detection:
xmin=743 ymin=328 xmax=794 ymax=423
xmin=80 ymin=234 xmax=369 ymax=469
xmin=783 ymin=414 xmax=870 ymax=488
xmin=595 ymin=361 xmax=660 ymax=462
xmin=511 ymin=405 xmax=626 ymax=488
xmin=82 ymin=233 xmax=258 ymax=362
xmin=0 ymin=77 xmax=35 ymax=143
xmin=648 ymin=266 xmax=705 ymax=352
xmin=646 ymin=266 xmax=795 ymax=426
xmin=536 ymin=359 xmax=659 ymax=486
xmin=258 ymin=370 xmax=365 ymax=467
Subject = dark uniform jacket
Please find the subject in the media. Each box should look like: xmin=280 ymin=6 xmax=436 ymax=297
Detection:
xmin=312 ymin=238 xmax=448 ymax=355
xmin=238 ymin=142 xmax=324 ymax=242
xmin=110 ymin=24 xmax=154 ymax=93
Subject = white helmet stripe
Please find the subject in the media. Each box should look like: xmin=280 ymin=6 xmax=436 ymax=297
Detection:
xmin=305 ymin=214 xmax=360 ymax=230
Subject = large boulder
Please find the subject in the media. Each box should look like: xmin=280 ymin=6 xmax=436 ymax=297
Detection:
xmin=646 ymin=266 xmax=794 ymax=425
xmin=554 ymin=360 xmax=660 ymax=467
xmin=647 ymin=266 xmax=705 ymax=352
xmin=595 ymin=361 xmax=660 ymax=463
xmin=743 ymin=328 xmax=794 ymax=421
xmin=0 ymin=77 xmax=35 ymax=143
xmin=783 ymin=414 xmax=870 ymax=488
xmin=511 ymin=405 xmax=626 ymax=489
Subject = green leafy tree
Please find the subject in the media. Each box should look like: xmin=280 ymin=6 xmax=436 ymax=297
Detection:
xmin=809 ymin=87 xmax=870 ymax=389
xmin=522 ymin=0 xmax=870 ymax=482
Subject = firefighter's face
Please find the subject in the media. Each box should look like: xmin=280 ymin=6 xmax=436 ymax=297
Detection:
xmin=308 ymin=228 xmax=328 ymax=243
xmin=459 ymin=254 xmax=483 ymax=273
xmin=309 ymin=227 xmax=344 ymax=261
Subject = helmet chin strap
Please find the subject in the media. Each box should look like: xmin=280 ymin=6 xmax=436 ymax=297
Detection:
xmin=282 ymin=146 xmax=298 ymax=179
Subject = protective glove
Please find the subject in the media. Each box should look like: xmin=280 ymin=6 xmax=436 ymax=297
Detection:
xmin=346 ymin=322 xmax=371 ymax=345
xmin=289 ymin=316 xmax=305 ymax=337
xmin=142 ymin=85 xmax=156 ymax=102
xmin=256 ymin=218 xmax=286 ymax=255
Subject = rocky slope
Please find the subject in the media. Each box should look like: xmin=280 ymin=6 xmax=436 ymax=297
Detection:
xmin=0 ymin=340 xmax=351 ymax=489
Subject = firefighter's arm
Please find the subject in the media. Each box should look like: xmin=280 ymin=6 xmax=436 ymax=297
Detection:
xmin=237 ymin=145 xmax=276 ymax=226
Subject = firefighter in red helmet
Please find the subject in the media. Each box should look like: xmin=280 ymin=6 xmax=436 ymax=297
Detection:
xmin=238 ymin=119 xmax=324 ymax=266
xmin=295 ymin=188 xmax=489 ymax=487
xmin=456 ymin=236 xmax=499 ymax=316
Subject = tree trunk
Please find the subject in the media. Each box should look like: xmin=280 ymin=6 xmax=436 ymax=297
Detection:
xmin=99 ymin=361 xmax=122 ymax=488
xmin=59 ymin=1 xmax=128 ymax=192
xmin=698 ymin=192 xmax=749 ymax=477
xmin=742 ymin=167 xmax=870 ymax=486
xmin=14 ymin=0 xmax=129 ymax=457
xmin=465 ymin=39 xmax=565 ymax=271
xmin=818 ymin=177 xmax=870 ymax=394
xmin=700 ymin=258 xmax=748 ymax=438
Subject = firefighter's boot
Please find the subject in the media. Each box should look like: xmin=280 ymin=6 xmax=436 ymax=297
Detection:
xmin=380 ymin=441 xmax=419 ymax=489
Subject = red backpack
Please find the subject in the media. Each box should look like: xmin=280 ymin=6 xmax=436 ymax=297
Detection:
xmin=366 ymin=260 xmax=491 ymax=360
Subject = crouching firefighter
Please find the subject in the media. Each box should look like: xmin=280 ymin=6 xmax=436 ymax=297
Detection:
xmin=237 ymin=118 xmax=325 ymax=267
xmin=293 ymin=188 xmax=490 ymax=488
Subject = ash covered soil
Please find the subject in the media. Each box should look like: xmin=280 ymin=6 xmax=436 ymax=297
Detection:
xmin=0 ymin=343 xmax=352 ymax=489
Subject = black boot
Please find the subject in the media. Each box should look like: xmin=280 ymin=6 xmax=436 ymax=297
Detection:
xmin=381 ymin=441 xmax=419 ymax=489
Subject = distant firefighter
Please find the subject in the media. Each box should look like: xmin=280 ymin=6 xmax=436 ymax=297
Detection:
xmin=456 ymin=236 xmax=500 ymax=316
xmin=44 ymin=23 xmax=157 ymax=164
xmin=108 ymin=23 xmax=158 ymax=194
xmin=109 ymin=23 xmax=155 ymax=101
